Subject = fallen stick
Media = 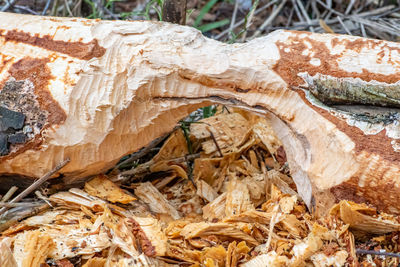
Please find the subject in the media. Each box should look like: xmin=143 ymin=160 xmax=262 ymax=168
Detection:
xmin=0 ymin=12 xmax=399 ymax=215
xmin=0 ymin=158 xmax=69 ymax=215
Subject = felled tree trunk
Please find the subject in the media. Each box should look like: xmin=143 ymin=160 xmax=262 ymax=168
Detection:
xmin=0 ymin=12 xmax=399 ymax=215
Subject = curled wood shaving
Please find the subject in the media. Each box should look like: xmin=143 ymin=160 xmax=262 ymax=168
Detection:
xmin=331 ymin=200 xmax=400 ymax=234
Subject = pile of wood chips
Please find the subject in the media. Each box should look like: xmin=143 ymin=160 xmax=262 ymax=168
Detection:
xmin=1 ymin=108 xmax=400 ymax=267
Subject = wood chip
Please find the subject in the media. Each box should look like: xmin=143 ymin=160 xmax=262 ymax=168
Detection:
xmin=196 ymin=179 xmax=218 ymax=202
xmin=13 ymin=230 xmax=54 ymax=267
xmin=0 ymin=238 xmax=17 ymax=267
xmin=190 ymin=113 xmax=250 ymax=155
xmin=225 ymin=177 xmax=254 ymax=217
xmin=84 ymin=174 xmax=136 ymax=204
xmin=181 ymin=222 xmax=259 ymax=246
xmin=331 ymin=200 xmax=400 ymax=234
xmin=135 ymin=182 xmax=181 ymax=220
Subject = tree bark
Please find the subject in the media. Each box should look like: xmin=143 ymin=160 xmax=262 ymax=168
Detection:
xmin=0 ymin=12 xmax=399 ymax=215
xmin=162 ymin=0 xmax=187 ymax=25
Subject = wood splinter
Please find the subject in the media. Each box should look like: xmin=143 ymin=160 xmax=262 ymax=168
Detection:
xmin=0 ymin=12 xmax=399 ymax=215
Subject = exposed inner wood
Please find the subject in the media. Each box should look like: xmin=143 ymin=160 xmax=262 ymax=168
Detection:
xmin=0 ymin=12 xmax=399 ymax=215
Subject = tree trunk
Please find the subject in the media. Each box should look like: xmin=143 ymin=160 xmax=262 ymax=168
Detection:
xmin=0 ymin=12 xmax=399 ymax=215
xmin=162 ymin=0 xmax=187 ymax=25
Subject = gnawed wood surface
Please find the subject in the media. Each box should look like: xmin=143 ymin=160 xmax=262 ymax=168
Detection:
xmin=0 ymin=12 xmax=399 ymax=214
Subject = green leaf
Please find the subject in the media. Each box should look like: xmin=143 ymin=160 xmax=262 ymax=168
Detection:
xmin=105 ymin=0 xmax=121 ymax=9
xmin=201 ymin=106 xmax=217 ymax=118
xmin=194 ymin=0 xmax=219 ymax=27
xmin=198 ymin=19 xmax=230 ymax=33
xmin=84 ymin=0 xmax=100 ymax=19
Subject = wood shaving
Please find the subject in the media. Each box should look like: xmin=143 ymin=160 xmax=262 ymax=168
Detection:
xmin=2 ymin=108 xmax=400 ymax=266
xmin=84 ymin=175 xmax=136 ymax=204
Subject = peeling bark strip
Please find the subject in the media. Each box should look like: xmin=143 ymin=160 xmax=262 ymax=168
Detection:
xmin=1 ymin=30 xmax=106 ymax=60
xmin=273 ymin=32 xmax=400 ymax=86
xmin=0 ymin=13 xmax=399 ymax=215
xmin=303 ymin=74 xmax=400 ymax=108
xmin=127 ymin=218 xmax=156 ymax=257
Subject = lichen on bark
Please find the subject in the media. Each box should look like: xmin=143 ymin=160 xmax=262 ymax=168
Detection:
xmin=0 ymin=78 xmax=48 ymax=155
xmin=303 ymin=73 xmax=400 ymax=108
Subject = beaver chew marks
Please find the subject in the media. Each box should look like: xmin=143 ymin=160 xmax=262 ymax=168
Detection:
xmin=0 ymin=78 xmax=48 ymax=156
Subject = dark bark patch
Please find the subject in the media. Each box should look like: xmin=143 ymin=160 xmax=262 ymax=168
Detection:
xmin=8 ymin=57 xmax=66 ymax=126
xmin=0 ymin=57 xmax=67 ymax=158
xmin=0 ymin=106 xmax=25 ymax=132
xmin=296 ymin=89 xmax=400 ymax=163
xmin=0 ymin=78 xmax=46 ymax=156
